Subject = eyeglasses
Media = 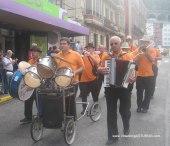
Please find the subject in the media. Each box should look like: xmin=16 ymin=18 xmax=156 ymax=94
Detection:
xmin=110 ymin=42 xmax=118 ymax=46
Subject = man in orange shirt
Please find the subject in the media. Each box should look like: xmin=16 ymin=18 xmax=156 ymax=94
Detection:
xmin=79 ymin=43 xmax=101 ymax=114
xmin=99 ymin=36 xmax=133 ymax=145
xmin=96 ymin=45 xmax=108 ymax=97
xmin=150 ymin=47 xmax=162 ymax=99
xmin=20 ymin=47 xmax=42 ymax=123
xmin=53 ymin=37 xmax=84 ymax=118
xmin=135 ymin=38 xmax=156 ymax=113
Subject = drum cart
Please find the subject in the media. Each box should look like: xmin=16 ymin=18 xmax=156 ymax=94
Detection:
xmin=30 ymin=85 xmax=102 ymax=145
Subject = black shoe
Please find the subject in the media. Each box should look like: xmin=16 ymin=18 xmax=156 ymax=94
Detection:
xmin=106 ymin=138 xmax=118 ymax=145
xmin=124 ymin=129 xmax=130 ymax=135
xmin=137 ymin=107 xmax=141 ymax=113
xmin=141 ymin=109 xmax=148 ymax=113
xmin=20 ymin=118 xmax=32 ymax=123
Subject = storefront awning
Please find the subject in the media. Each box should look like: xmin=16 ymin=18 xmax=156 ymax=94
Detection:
xmin=0 ymin=0 xmax=89 ymax=36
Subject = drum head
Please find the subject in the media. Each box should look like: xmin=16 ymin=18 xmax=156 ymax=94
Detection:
xmin=18 ymin=61 xmax=31 ymax=74
xmin=18 ymin=79 xmax=34 ymax=101
xmin=55 ymin=76 xmax=72 ymax=87
xmin=37 ymin=64 xmax=54 ymax=79
xmin=24 ymin=72 xmax=41 ymax=88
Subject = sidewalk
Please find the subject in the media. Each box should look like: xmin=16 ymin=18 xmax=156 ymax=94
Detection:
xmin=0 ymin=94 xmax=13 ymax=104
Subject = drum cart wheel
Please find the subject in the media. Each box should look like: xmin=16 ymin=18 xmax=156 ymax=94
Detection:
xmin=89 ymin=102 xmax=102 ymax=122
xmin=30 ymin=116 xmax=43 ymax=142
xmin=64 ymin=118 xmax=76 ymax=145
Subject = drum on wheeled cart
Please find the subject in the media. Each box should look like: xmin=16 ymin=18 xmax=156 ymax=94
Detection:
xmin=30 ymin=85 xmax=77 ymax=145
xmin=30 ymin=84 xmax=102 ymax=145
xmin=29 ymin=56 xmax=102 ymax=145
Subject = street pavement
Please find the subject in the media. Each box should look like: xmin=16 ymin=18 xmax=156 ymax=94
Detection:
xmin=0 ymin=57 xmax=170 ymax=146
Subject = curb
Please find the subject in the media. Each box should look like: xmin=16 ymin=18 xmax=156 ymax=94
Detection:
xmin=0 ymin=95 xmax=13 ymax=104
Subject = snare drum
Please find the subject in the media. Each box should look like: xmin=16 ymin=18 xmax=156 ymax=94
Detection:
xmin=9 ymin=71 xmax=34 ymax=101
xmin=24 ymin=66 xmax=41 ymax=88
xmin=37 ymin=56 xmax=56 ymax=79
xmin=54 ymin=67 xmax=74 ymax=88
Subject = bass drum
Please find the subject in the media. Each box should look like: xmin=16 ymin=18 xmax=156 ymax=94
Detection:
xmin=9 ymin=71 xmax=34 ymax=101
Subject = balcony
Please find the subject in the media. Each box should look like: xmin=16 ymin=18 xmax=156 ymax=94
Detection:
xmin=104 ymin=18 xmax=114 ymax=30
xmin=84 ymin=10 xmax=104 ymax=28
xmin=84 ymin=10 xmax=116 ymax=32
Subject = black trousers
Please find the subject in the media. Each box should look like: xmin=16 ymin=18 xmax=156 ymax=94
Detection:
xmin=24 ymin=91 xmax=36 ymax=119
xmin=96 ymin=74 xmax=104 ymax=97
xmin=136 ymin=76 xmax=154 ymax=110
xmin=79 ymin=80 xmax=98 ymax=109
xmin=105 ymin=86 xmax=131 ymax=140
xmin=151 ymin=66 xmax=158 ymax=97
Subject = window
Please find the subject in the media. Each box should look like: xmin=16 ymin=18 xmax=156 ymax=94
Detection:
xmin=94 ymin=33 xmax=98 ymax=48
xmin=100 ymin=35 xmax=104 ymax=45
xmin=93 ymin=0 xmax=96 ymax=15
xmin=96 ymin=0 xmax=100 ymax=17
xmin=86 ymin=0 xmax=92 ymax=14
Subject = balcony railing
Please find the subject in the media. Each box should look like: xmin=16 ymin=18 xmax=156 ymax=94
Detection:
xmin=84 ymin=10 xmax=115 ymax=31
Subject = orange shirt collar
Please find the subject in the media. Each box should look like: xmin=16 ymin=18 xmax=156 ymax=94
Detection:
xmin=60 ymin=49 xmax=72 ymax=55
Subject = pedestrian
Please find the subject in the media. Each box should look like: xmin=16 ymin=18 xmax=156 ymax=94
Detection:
xmin=2 ymin=49 xmax=16 ymax=94
xmin=75 ymin=41 xmax=83 ymax=54
xmin=0 ymin=50 xmax=4 ymax=94
xmin=47 ymin=46 xmax=53 ymax=56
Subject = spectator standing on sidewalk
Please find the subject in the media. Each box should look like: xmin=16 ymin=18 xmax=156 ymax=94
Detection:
xmin=0 ymin=50 xmax=4 ymax=94
xmin=2 ymin=50 xmax=16 ymax=94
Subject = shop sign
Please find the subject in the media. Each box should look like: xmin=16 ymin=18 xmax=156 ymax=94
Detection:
xmin=16 ymin=0 xmax=60 ymax=17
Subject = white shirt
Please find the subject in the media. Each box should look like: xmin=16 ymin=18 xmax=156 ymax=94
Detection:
xmin=2 ymin=56 xmax=13 ymax=71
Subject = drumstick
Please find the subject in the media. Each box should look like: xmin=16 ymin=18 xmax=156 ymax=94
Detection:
xmin=51 ymin=53 xmax=73 ymax=65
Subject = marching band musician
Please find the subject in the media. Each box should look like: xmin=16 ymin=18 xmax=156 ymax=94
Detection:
xmin=52 ymin=37 xmax=85 ymax=119
xmin=20 ymin=47 xmax=42 ymax=123
xmin=135 ymin=37 xmax=160 ymax=113
xmin=96 ymin=45 xmax=108 ymax=98
xmin=79 ymin=43 xmax=101 ymax=114
xmin=150 ymin=47 xmax=162 ymax=99
xmin=98 ymin=36 xmax=135 ymax=145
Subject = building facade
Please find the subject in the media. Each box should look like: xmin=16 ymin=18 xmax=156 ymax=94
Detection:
xmin=58 ymin=0 xmax=125 ymax=49
xmin=124 ymin=0 xmax=147 ymax=39
xmin=145 ymin=0 xmax=170 ymax=47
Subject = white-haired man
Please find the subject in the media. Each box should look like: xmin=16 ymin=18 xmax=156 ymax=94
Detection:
xmin=100 ymin=36 xmax=133 ymax=145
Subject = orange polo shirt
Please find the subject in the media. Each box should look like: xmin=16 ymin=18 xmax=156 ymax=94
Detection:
xmin=80 ymin=53 xmax=100 ymax=82
xmin=101 ymin=51 xmax=133 ymax=63
xmin=136 ymin=48 xmax=156 ymax=77
xmin=54 ymin=49 xmax=85 ymax=82
xmin=154 ymin=48 xmax=161 ymax=65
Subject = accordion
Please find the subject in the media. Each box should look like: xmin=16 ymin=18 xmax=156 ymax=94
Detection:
xmin=104 ymin=58 xmax=136 ymax=88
